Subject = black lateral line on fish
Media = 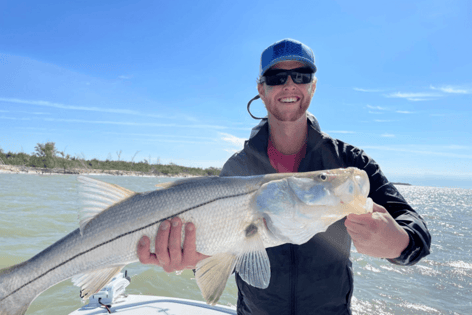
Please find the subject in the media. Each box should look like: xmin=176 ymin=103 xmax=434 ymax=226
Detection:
xmin=2 ymin=189 xmax=258 ymax=301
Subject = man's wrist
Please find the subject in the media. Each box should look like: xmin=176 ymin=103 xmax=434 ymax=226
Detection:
xmin=387 ymin=229 xmax=418 ymax=265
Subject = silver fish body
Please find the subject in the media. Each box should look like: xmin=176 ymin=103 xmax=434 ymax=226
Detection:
xmin=0 ymin=167 xmax=372 ymax=315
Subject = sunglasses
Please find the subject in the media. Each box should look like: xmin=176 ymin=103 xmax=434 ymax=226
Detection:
xmin=262 ymin=67 xmax=314 ymax=86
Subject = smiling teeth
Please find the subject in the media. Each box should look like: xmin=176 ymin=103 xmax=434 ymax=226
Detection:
xmin=281 ymin=98 xmax=298 ymax=103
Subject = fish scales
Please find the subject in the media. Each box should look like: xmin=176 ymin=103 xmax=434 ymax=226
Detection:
xmin=0 ymin=167 xmax=373 ymax=314
xmin=0 ymin=175 xmax=264 ymax=313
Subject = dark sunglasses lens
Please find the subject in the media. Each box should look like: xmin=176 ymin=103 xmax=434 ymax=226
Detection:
xmin=264 ymin=68 xmax=313 ymax=86
xmin=292 ymin=72 xmax=312 ymax=84
xmin=265 ymin=73 xmax=288 ymax=86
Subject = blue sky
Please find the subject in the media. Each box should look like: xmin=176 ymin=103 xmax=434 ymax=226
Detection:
xmin=1 ymin=0 xmax=471 ymax=188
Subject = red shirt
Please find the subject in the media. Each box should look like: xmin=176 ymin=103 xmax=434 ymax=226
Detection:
xmin=267 ymin=137 xmax=307 ymax=173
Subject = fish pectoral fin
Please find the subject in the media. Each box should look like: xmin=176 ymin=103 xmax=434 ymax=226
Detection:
xmin=72 ymin=265 xmax=125 ymax=300
xmin=234 ymin=232 xmax=271 ymax=289
xmin=195 ymin=253 xmax=237 ymax=305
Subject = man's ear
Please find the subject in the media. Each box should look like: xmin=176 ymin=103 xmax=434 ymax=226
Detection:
xmin=257 ymin=83 xmax=265 ymax=101
xmin=311 ymin=79 xmax=317 ymax=98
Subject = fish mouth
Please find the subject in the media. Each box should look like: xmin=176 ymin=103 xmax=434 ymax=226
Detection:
xmin=355 ymin=173 xmax=370 ymax=197
xmin=334 ymin=171 xmax=370 ymax=203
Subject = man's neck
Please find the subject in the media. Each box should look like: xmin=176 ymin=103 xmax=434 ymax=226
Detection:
xmin=268 ymin=114 xmax=308 ymax=155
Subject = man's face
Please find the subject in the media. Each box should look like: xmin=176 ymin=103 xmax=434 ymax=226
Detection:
xmin=258 ymin=60 xmax=317 ymax=123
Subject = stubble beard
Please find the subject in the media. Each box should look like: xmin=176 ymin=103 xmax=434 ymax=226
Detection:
xmin=263 ymin=82 xmax=313 ymax=122
xmin=267 ymin=98 xmax=310 ymax=122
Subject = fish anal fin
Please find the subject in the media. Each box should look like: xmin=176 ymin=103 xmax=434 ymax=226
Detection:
xmin=234 ymin=233 xmax=270 ymax=289
xmin=195 ymin=253 xmax=237 ymax=305
xmin=71 ymin=265 xmax=125 ymax=300
xmin=195 ymin=232 xmax=271 ymax=305
xmin=78 ymin=176 xmax=136 ymax=235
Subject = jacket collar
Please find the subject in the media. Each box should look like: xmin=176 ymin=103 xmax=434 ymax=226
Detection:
xmin=244 ymin=112 xmax=323 ymax=173
xmin=248 ymin=111 xmax=321 ymax=140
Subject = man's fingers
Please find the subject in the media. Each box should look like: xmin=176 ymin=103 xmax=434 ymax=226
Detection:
xmin=168 ymin=217 xmax=183 ymax=267
xmin=182 ymin=223 xmax=197 ymax=267
xmin=140 ymin=219 xmax=208 ymax=272
xmin=345 ymin=225 xmax=362 ymax=236
xmin=155 ymin=220 xmax=171 ymax=267
xmin=183 ymin=223 xmax=197 ymax=252
xmin=372 ymin=203 xmax=388 ymax=213
xmin=137 ymin=236 xmax=159 ymax=265
xmin=346 ymin=213 xmax=373 ymax=225
xmin=346 ymin=203 xmax=386 ymax=224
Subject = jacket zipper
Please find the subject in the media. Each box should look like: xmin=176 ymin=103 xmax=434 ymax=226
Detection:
xmin=290 ymin=245 xmax=297 ymax=314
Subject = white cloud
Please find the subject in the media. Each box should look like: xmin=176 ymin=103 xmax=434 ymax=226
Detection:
xmin=0 ymin=115 xmax=31 ymax=120
xmin=0 ymin=97 xmax=170 ymax=119
xmin=118 ymin=75 xmax=132 ymax=80
xmin=41 ymin=117 xmax=227 ymax=129
xmin=362 ymin=145 xmax=472 ymax=159
xmin=140 ymin=138 xmax=216 ymax=145
xmin=0 ymin=97 xmax=142 ymax=115
xmin=353 ymin=88 xmax=383 ymax=92
xmin=326 ymin=130 xmax=355 ymax=134
xmin=385 ymin=92 xmax=442 ymax=101
xmin=374 ymin=119 xmax=396 ymax=122
xmin=366 ymin=105 xmax=388 ymax=110
xmin=20 ymin=111 xmax=50 ymax=115
xmin=430 ymin=85 xmax=472 ymax=94
xmin=381 ymin=134 xmax=395 ymax=137
xmin=105 ymin=132 xmax=216 ymax=141
xmin=365 ymin=105 xmax=415 ymax=115
xmin=219 ymin=132 xmax=246 ymax=147
xmin=224 ymin=148 xmax=239 ymax=154
xmin=445 ymin=145 xmax=470 ymax=150
xmin=409 ymin=98 xmax=434 ymax=101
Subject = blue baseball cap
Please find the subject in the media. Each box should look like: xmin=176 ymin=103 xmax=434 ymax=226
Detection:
xmin=260 ymin=39 xmax=317 ymax=77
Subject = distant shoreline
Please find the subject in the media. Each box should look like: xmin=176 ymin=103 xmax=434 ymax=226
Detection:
xmin=0 ymin=165 xmax=413 ymax=185
xmin=0 ymin=164 xmax=197 ymax=178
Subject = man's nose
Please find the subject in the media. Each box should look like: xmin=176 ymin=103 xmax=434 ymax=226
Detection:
xmin=283 ymin=75 xmax=296 ymax=89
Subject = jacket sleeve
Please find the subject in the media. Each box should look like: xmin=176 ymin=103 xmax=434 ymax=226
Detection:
xmin=343 ymin=145 xmax=431 ymax=266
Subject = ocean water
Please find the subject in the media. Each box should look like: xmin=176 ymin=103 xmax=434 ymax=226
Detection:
xmin=0 ymin=173 xmax=470 ymax=315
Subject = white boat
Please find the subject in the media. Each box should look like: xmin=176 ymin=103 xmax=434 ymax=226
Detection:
xmin=69 ymin=272 xmax=236 ymax=315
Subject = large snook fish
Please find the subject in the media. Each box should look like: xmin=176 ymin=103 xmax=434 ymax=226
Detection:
xmin=0 ymin=167 xmax=373 ymax=315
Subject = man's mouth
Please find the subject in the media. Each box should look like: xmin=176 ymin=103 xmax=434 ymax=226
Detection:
xmin=279 ymin=97 xmax=300 ymax=103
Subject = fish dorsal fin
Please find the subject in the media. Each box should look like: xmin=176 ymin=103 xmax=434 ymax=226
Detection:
xmin=77 ymin=176 xmax=136 ymax=235
xmin=72 ymin=265 xmax=125 ymax=300
xmin=155 ymin=176 xmax=208 ymax=189
xmin=195 ymin=231 xmax=270 ymax=305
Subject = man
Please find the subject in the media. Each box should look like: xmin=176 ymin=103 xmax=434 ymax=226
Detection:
xmin=137 ymin=39 xmax=431 ymax=314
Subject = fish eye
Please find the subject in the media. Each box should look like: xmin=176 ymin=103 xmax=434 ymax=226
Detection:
xmin=319 ymin=174 xmax=327 ymax=181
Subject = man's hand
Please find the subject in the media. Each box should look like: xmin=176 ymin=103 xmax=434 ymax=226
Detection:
xmin=344 ymin=202 xmax=410 ymax=259
xmin=137 ymin=217 xmax=210 ymax=273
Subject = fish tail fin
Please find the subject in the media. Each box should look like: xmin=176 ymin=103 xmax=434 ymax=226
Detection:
xmin=0 ymin=262 xmax=37 ymax=315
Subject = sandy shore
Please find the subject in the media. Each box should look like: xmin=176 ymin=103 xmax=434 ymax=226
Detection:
xmin=0 ymin=164 xmax=198 ymax=178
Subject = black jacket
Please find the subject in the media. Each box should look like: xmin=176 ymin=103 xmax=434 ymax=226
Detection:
xmin=220 ymin=114 xmax=431 ymax=315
